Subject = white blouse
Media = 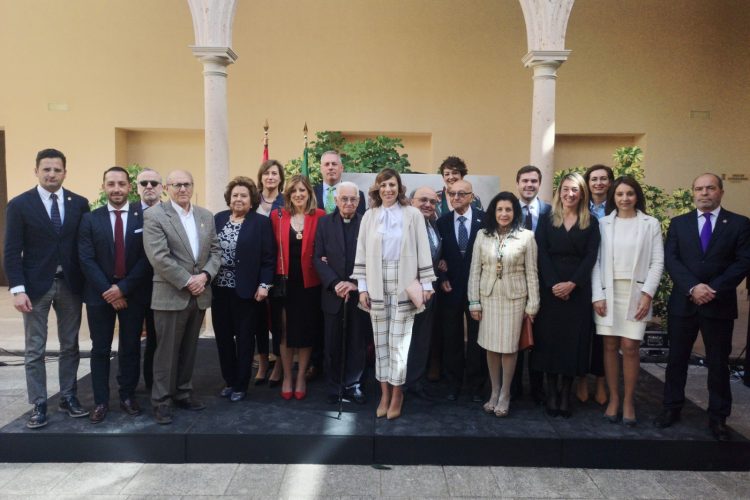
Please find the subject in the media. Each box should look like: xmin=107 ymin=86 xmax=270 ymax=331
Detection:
xmin=613 ymin=216 xmax=638 ymax=279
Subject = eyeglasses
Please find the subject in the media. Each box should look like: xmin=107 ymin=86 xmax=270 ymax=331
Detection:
xmin=339 ymin=196 xmax=358 ymax=204
xmin=170 ymin=182 xmax=193 ymax=190
xmin=447 ymin=191 xmax=472 ymax=199
xmin=139 ymin=180 xmax=161 ymax=188
xmin=416 ymin=197 xmax=438 ymax=206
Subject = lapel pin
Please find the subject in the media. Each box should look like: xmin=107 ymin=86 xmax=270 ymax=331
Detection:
xmin=722 ymin=219 xmax=727 ymax=223
xmin=201 ymin=223 xmax=204 ymax=228
xmin=134 ymin=212 xmax=139 ymax=217
xmin=67 ymin=196 xmax=71 ymax=201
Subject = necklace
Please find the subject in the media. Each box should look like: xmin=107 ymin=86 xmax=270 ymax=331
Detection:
xmin=495 ymin=229 xmax=512 ymax=279
xmin=260 ymin=190 xmax=277 ymax=205
xmin=230 ymin=214 xmax=245 ymax=223
xmin=291 ymin=214 xmax=305 ymax=240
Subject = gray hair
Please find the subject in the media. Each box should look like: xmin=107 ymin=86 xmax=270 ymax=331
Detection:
xmin=137 ymin=168 xmax=162 ymax=182
xmin=336 ymin=181 xmax=359 ymax=197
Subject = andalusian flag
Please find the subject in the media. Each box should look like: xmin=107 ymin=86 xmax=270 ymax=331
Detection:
xmin=262 ymin=119 xmax=269 ymax=162
xmin=301 ymin=122 xmax=309 ymax=178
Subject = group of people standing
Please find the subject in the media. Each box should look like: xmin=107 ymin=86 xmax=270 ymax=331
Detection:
xmin=5 ymin=149 xmax=749 ymax=442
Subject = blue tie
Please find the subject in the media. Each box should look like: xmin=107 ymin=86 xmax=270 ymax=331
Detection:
xmin=458 ymin=215 xmax=468 ymax=255
xmin=700 ymin=213 xmax=712 ymax=253
xmin=49 ymin=193 xmax=62 ymax=233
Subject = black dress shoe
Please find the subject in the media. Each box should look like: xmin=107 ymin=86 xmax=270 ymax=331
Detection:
xmin=709 ymin=420 xmax=731 ymax=441
xmin=471 ymin=393 xmax=484 ymax=403
xmin=268 ymin=378 xmax=281 ymax=389
xmin=120 ymin=398 xmax=142 ymax=416
xmin=27 ymin=402 xmax=48 ymax=429
xmin=410 ymin=385 xmax=437 ymax=401
xmin=653 ymin=408 xmax=681 ymax=429
xmin=153 ymin=404 xmax=173 ymax=425
xmin=174 ymin=398 xmax=206 ymax=411
xmin=90 ymin=404 xmax=108 ymax=424
xmin=345 ymin=386 xmax=367 ymax=405
xmin=59 ymin=396 xmax=89 ymax=418
xmin=219 ymin=386 xmax=233 ymax=398
xmin=446 ymin=392 xmax=459 ymax=401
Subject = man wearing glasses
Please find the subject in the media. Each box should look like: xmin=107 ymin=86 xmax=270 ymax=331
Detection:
xmin=436 ymin=179 xmax=487 ymax=402
xmin=143 ymin=170 xmax=221 ymax=424
xmin=135 ymin=168 xmax=163 ymax=391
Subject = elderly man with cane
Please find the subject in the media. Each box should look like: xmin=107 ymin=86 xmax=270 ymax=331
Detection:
xmin=314 ymin=181 xmax=370 ymax=406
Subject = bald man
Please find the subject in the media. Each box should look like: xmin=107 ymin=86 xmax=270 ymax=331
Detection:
xmin=143 ymin=170 xmax=221 ymax=424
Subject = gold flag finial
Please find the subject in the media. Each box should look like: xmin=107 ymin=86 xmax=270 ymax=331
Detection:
xmin=263 ymin=119 xmax=269 ymax=132
xmin=303 ymin=122 xmax=308 ymax=135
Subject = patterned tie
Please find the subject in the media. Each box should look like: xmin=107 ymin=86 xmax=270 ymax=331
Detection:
xmin=325 ymin=185 xmax=336 ymax=214
xmin=49 ymin=193 xmax=62 ymax=233
xmin=114 ymin=210 xmax=126 ymax=278
xmin=457 ymin=215 xmax=468 ymax=255
xmin=524 ymin=205 xmax=533 ymax=231
xmin=700 ymin=212 xmax=712 ymax=253
xmin=426 ymin=221 xmax=438 ymax=259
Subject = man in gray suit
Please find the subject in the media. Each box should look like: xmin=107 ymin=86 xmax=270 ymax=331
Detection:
xmin=143 ymin=170 xmax=221 ymax=424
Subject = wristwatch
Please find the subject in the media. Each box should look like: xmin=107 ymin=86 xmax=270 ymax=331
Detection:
xmin=259 ymin=283 xmax=273 ymax=290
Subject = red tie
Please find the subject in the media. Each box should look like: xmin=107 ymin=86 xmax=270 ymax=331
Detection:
xmin=114 ymin=210 xmax=126 ymax=278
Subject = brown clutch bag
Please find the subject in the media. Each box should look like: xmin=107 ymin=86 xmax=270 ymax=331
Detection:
xmin=519 ymin=315 xmax=534 ymax=351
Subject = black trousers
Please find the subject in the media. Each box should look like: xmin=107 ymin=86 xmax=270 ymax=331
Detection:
xmin=211 ymin=286 xmax=258 ymax=392
xmin=323 ymin=296 xmax=369 ymax=395
xmin=440 ymin=302 xmax=486 ymax=394
xmin=87 ymin=301 xmax=146 ymax=405
xmin=255 ymin=299 xmax=271 ymax=356
xmin=406 ymin=297 xmax=436 ymax=388
xmin=142 ymin=307 xmax=156 ymax=389
xmin=663 ymin=313 xmax=734 ymax=421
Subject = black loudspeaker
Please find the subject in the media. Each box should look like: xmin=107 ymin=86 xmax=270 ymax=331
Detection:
xmin=640 ymin=328 xmax=669 ymax=363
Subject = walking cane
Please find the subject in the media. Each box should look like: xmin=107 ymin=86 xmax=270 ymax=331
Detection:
xmin=337 ymin=292 xmax=349 ymax=419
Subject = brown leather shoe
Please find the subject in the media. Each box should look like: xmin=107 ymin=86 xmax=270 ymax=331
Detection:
xmin=89 ymin=404 xmax=108 ymax=424
xmin=153 ymin=404 xmax=173 ymax=425
xmin=120 ymin=398 xmax=142 ymax=416
xmin=174 ymin=398 xmax=206 ymax=411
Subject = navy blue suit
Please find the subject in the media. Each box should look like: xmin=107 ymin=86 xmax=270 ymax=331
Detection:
xmin=436 ymin=208 xmax=487 ymax=396
xmin=314 ymin=212 xmax=370 ymax=395
xmin=4 ymin=186 xmax=89 ymax=405
xmin=5 ymin=187 xmax=89 ymax=299
xmin=79 ymin=202 xmax=151 ymax=405
xmin=212 ymin=210 xmax=276 ymax=392
xmin=663 ymin=208 xmax=750 ymax=421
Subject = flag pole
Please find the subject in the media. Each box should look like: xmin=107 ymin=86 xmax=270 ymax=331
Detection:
xmin=262 ymin=119 xmax=269 ymax=162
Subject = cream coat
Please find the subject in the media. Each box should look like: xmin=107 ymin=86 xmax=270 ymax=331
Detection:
xmin=467 ymin=228 xmax=540 ymax=316
xmin=591 ymin=210 xmax=664 ymax=326
xmin=352 ymin=204 xmax=436 ymax=313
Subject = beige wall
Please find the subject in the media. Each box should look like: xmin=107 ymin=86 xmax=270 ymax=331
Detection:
xmin=1 ymin=0 xmax=748 ymax=212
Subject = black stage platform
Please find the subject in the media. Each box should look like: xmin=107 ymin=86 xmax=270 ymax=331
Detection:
xmin=1 ymin=339 xmax=748 ymax=470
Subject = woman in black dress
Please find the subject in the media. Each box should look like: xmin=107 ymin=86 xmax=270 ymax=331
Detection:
xmin=531 ymin=172 xmax=600 ymax=418
xmin=270 ymin=175 xmax=326 ymax=400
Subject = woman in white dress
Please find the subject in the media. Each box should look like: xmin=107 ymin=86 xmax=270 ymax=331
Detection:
xmin=468 ymin=192 xmax=540 ymax=417
xmin=591 ymin=176 xmax=664 ymax=426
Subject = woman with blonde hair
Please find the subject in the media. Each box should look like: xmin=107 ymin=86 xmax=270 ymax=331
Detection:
xmin=353 ymin=168 xmax=435 ymax=419
xmin=270 ymin=175 xmax=325 ymax=400
xmin=531 ymin=172 xmax=600 ymax=418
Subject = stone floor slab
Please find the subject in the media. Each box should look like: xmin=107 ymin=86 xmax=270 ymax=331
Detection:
xmin=585 ymin=469 xmax=671 ymax=499
xmin=444 ymin=466 xmax=499 ymax=497
xmin=379 ymin=466 xmax=448 ymax=498
xmin=120 ymin=464 xmax=237 ymax=496
xmin=0 ymin=462 xmax=77 ymax=494
xmin=50 ymin=462 xmax=142 ymax=496
xmin=224 ymin=463 xmax=285 ymax=497
xmin=491 ymin=467 xmax=602 ymax=498
xmin=279 ymin=464 xmax=381 ymax=498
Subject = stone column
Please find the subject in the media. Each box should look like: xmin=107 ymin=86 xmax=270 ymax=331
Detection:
xmin=188 ymin=0 xmax=238 ymax=212
xmin=519 ymin=0 xmax=574 ymax=202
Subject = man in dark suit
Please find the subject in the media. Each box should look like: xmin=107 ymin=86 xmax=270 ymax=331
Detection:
xmin=4 ymin=148 xmax=90 ymax=428
xmin=436 ymin=179 xmax=486 ymax=401
xmin=405 ymin=186 xmax=443 ymax=398
xmin=143 ymin=170 xmax=221 ymax=424
xmin=654 ymin=173 xmax=750 ymax=440
xmin=314 ymin=181 xmax=369 ymax=404
xmin=135 ymin=168 xmax=163 ymax=391
xmin=78 ymin=166 xmax=152 ymax=423
xmin=512 ymin=165 xmax=551 ymax=403
xmin=310 ymin=150 xmax=366 ymax=382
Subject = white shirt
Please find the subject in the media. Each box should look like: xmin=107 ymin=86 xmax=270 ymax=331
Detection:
xmin=171 ymin=199 xmax=200 ymax=261
xmin=380 ymin=203 xmax=403 ymax=261
xmin=519 ymin=197 xmax=540 ymax=232
xmin=37 ymin=184 xmax=65 ymax=224
xmin=107 ymin=203 xmax=129 ymax=246
xmin=697 ymin=207 xmax=721 ymax=236
xmin=453 ymin=206 xmax=473 ymax=243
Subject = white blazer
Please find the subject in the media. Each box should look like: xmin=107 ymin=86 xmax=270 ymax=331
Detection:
xmin=591 ymin=210 xmax=664 ymax=326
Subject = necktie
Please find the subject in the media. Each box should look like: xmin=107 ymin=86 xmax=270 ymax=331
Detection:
xmin=114 ymin=210 xmax=126 ymax=278
xmin=426 ymin=221 xmax=438 ymax=258
xmin=49 ymin=193 xmax=62 ymax=233
xmin=524 ymin=205 xmax=533 ymax=231
xmin=700 ymin=212 xmax=712 ymax=253
xmin=325 ymin=186 xmax=336 ymax=214
xmin=457 ymin=215 xmax=468 ymax=255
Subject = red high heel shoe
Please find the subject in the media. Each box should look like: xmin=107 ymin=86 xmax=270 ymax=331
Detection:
xmin=294 ymin=390 xmax=306 ymax=400
xmin=281 ymin=390 xmax=293 ymax=400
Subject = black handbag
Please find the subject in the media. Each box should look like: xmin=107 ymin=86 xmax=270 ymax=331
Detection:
xmin=270 ymin=208 xmax=287 ymax=298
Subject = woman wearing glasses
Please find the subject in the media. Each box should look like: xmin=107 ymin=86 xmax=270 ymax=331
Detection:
xmin=353 ymin=168 xmax=436 ymax=419
xmin=468 ymin=192 xmax=539 ymax=418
